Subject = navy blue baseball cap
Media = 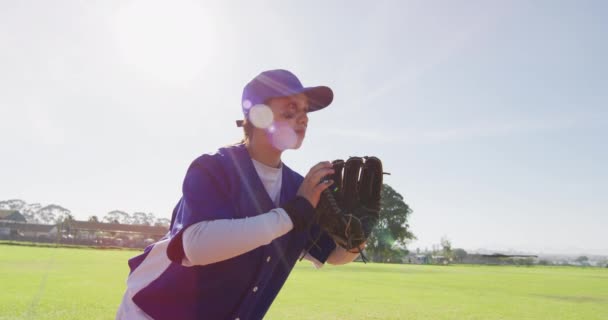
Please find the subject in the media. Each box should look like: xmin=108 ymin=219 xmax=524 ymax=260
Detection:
xmin=238 ymin=69 xmax=333 ymax=127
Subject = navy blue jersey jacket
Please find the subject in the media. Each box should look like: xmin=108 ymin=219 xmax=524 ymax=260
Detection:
xmin=127 ymin=144 xmax=336 ymax=319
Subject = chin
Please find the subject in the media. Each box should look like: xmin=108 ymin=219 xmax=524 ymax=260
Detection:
xmin=291 ymin=137 xmax=305 ymax=150
xmin=268 ymin=125 xmax=306 ymax=151
xmin=291 ymin=141 xmax=303 ymax=150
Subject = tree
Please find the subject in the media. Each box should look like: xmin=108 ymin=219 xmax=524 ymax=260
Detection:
xmin=365 ymin=184 xmax=414 ymax=263
xmin=440 ymin=236 xmax=453 ymax=261
xmin=88 ymin=215 xmax=100 ymax=223
xmin=146 ymin=213 xmax=156 ymax=225
xmin=130 ymin=212 xmax=157 ymax=225
xmin=103 ymin=210 xmax=131 ymax=224
xmin=56 ymin=212 xmax=75 ymax=223
xmin=0 ymin=199 xmax=41 ymax=223
xmin=575 ymin=256 xmax=589 ymax=266
xmin=453 ymin=248 xmax=468 ymax=262
xmin=0 ymin=199 xmax=26 ymax=211
xmin=154 ymin=218 xmax=171 ymax=227
xmin=132 ymin=212 xmax=149 ymax=225
xmin=21 ymin=203 xmax=42 ymax=223
xmin=0 ymin=200 xmax=73 ymax=224
xmin=56 ymin=211 xmax=75 ymax=224
xmin=36 ymin=204 xmax=71 ymax=225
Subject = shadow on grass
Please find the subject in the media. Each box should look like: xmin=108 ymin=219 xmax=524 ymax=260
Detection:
xmin=532 ymin=294 xmax=607 ymax=303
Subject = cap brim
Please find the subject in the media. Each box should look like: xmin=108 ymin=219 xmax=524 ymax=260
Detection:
xmin=300 ymin=86 xmax=334 ymax=112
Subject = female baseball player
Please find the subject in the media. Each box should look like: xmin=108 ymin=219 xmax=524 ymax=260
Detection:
xmin=116 ymin=69 xmax=363 ymax=319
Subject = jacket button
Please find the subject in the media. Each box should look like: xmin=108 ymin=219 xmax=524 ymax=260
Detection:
xmin=266 ymin=256 xmax=271 ymax=262
xmin=252 ymin=286 xmax=258 ymax=292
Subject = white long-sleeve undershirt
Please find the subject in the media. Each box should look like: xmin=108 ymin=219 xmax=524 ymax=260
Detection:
xmin=181 ymin=208 xmax=292 ymax=266
xmin=179 ymin=159 xmax=359 ymax=267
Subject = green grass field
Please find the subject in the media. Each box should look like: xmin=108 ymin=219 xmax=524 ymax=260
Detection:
xmin=1 ymin=244 xmax=607 ymax=320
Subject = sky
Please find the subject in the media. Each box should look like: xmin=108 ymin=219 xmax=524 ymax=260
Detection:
xmin=1 ymin=0 xmax=606 ymax=255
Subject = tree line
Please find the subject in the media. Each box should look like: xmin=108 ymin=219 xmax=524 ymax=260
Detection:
xmin=0 ymin=199 xmax=170 ymax=227
xmin=2 ymin=183 xmax=416 ymax=262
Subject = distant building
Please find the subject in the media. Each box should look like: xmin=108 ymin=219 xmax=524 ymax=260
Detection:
xmin=405 ymin=254 xmax=430 ymax=264
xmin=66 ymin=220 xmax=168 ymax=238
xmin=462 ymin=253 xmax=538 ymax=265
xmin=0 ymin=221 xmax=57 ymax=239
xmin=0 ymin=210 xmax=26 ymax=222
xmin=432 ymin=255 xmax=449 ymax=265
xmin=0 ymin=217 xmax=169 ymax=248
xmin=64 ymin=220 xmax=168 ymax=247
xmin=19 ymin=223 xmax=58 ymax=238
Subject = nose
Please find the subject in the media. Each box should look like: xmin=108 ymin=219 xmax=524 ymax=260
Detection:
xmin=297 ymin=112 xmax=308 ymax=127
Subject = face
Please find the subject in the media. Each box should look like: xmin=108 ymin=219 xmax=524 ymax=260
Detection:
xmin=265 ymin=93 xmax=309 ymax=150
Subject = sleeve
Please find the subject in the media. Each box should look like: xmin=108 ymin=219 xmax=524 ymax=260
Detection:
xmin=180 ymin=208 xmax=293 ymax=266
xmin=167 ymin=155 xmax=235 ymax=263
xmin=303 ymin=236 xmax=360 ymax=267
xmin=302 ymin=224 xmax=337 ymax=266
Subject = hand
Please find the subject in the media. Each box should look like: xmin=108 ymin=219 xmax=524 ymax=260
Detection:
xmin=297 ymin=161 xmax=334 ymax=208
xmin=346 ymin=241 xmax=367 ymax=254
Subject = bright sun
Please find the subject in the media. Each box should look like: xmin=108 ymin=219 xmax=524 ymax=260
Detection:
xmin=111 ymin=0 xmax=221 ymax=85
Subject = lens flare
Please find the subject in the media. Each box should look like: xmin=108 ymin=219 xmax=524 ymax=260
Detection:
xmin=249 ymin=104 xmax=273 ymax=129
xmin=269 ymin=122 xmax=298 ymax=151
xmin=242 ymin=99 xmax=252 ymax=110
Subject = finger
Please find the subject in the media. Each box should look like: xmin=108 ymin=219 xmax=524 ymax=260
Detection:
xmin=314 ymin=179 xmax=334 ymax=193
xmin=359 ymin=156 xmax=383 ymax=208
xmin=308 ymin=161 xmax=332 ymax=175
xmin=307 ymin=168 xmax=334 ymax=186
xmin=330 ymin=160 xmax=345 ymax=197
xmin=343 ymin=157 xmax=364 ymax=209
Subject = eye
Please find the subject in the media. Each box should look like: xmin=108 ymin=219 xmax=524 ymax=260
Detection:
xmin=281 ymin=103 xmax=297 ymax=119
xmin=281 ymin=112 xmax=296 ymax=119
